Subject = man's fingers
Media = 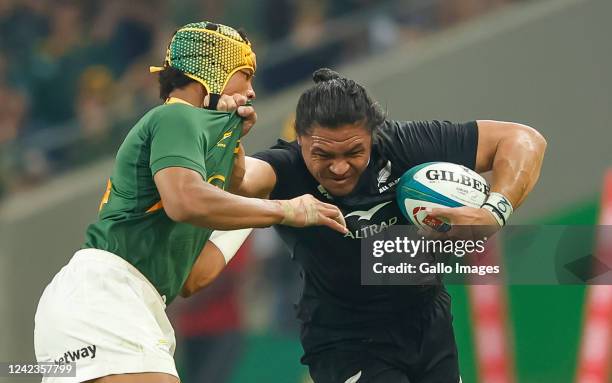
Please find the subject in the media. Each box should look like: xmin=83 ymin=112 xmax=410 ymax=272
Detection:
xmin=320 ymin=215 xmax=349 ymax=234
xmin=232 ymin=93 xmax=248 ymax=106
xmin=284 ymin=194 xmax=347 ymax=233
xmin=316 ymin=203 xmax=339 ymax=215
xmin=335 ymin=211 xmax=346 ymax=228
xmin=215 ymin=94 xmax=238 ymax=111
xmin=237 ymin=105 xmax=255 ymax=117
xmin=428 ymin=207 xmax=456 ymax=221
xmin=238 ymin=106 xmax=256 ymax=137
xmin=216 ymin=98 xmax=229 ymax=111
xmin=316 ymin=205 xmax=341 ymax=219
xmin=204 ymin=94 xmax=248 ymax=112
xmin=315 ymin=201 xmax=346 ymax=227
xmin=319 ymin=206 xmax=346 ymax=227
xmin=330 ymin=209 xmax=346 ymax=228
xmin=318 ymin=201 xmax=340 ymax=210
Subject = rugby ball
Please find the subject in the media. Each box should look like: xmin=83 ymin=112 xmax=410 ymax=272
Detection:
xmin=396 ymin=162 xmax=489 ymax=231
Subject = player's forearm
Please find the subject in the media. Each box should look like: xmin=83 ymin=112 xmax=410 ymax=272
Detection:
xmin=181 ymin=229 xmax=251 ymax=297
xmin=488 ymin=124 xmax=547 ymax=208
xmin=181 ymin=241 xmax=227 ymax=298
xmin=180 ymin=181 xmax=284 ymax=229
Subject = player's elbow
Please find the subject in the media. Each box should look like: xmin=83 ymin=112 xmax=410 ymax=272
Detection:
xmin=180 ymin=284 xmax=195 ymax=298
xmin=163 ymin=191 xmax=206 ymax=223
xmin=180 ymin=277 xmax=214 ymax=298
xmin=163 ymin=198 xmax=192 ymax=222
xmin=513 ymin=123 xmax=547 ymax=155
xmin=533 ymin=129 xmax=547 ymax=153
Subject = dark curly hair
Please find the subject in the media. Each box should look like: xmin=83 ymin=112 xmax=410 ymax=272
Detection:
xmin=295 ymin=68 xmax=385 ymax=136
xmin=157 ymin=67 xmax=197 ymax=100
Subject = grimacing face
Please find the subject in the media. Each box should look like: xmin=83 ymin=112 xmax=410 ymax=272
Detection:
xmin=299 ymin=122 xmax=372 ymax=197
xmin=222 ymin=54 xmax=257 ymax=99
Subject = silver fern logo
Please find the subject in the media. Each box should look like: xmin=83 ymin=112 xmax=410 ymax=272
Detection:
xmin=345 ymin=201 xmax=391 ymax=221
xmin=344 ymin=371 xmax=362 ymax=383
xmin=377 ymin=160 xmax=392 ymax=187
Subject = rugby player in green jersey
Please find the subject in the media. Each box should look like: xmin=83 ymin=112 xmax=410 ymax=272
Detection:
xmin=34 ymin=22 xmax=346 ymax=383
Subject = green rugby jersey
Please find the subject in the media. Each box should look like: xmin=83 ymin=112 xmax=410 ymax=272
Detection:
xmin=84 ymin=99 xmax=243 ymax=304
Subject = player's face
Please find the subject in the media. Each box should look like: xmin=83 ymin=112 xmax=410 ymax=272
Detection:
xmin=223 ymin=67 xmax=256 ymax=100
xmin=299 ymin=122 xmax=372 ymax=196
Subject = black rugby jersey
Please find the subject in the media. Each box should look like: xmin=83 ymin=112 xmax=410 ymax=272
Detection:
xmin=252 ymin=120 xmax=478 ymax=328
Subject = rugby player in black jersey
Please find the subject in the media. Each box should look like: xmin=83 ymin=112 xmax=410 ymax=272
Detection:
xmin=186 ymin=68 xmax=546 ymax=382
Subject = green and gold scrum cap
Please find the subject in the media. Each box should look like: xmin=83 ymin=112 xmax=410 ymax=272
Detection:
xmin=150 ymin=21 xmax=256 ymax=95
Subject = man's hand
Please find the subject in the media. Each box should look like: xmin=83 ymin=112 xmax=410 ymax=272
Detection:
xmin=278 ymin=194 xmax=347 ymax=234
xmin=205 ymin=93 xmax=257 ymax=137
xmin=420 ymin=206 xmax=499 ymax=241
xmin=429 ymin=206 xmax=498 ymax=226
xmin=236 ymin=104 xmax=256 ymax=137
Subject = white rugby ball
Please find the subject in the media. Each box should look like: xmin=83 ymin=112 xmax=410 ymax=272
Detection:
xmin=396 ymin=162 xmax=489 ymax=231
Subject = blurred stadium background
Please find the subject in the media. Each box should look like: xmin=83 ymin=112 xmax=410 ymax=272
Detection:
xmin=1 ymin=0 xmax=611 ymax=382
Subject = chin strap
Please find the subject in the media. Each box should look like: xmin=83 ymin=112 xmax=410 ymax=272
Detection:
xmin=204 ymin=93 xmax=221 ymax=110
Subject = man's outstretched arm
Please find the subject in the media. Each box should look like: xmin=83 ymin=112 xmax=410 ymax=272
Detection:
xmin=179 ymin=155 xmax=301 ymax=298
xmin=154 ymin=166 xmax=346 ymax=233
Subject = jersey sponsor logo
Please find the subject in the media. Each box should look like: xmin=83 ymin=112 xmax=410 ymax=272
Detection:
xmin=344 ymin=201 xmax=398 ymax=239
xmin=345 ymin=201 xmax=392 ymax=221
xmin=377 ymin=160 xmax=392 ymax=187
xmin=344 ymin=370 xmax=362 ymax=383
xmin=344 ymin=216 xmax=398 ymax=239
xmin=54 ymin=345 xmax=96 ymax=365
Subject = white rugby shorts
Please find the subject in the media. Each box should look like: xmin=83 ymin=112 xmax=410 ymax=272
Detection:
xmin=34 ymin=249 xmax=178 ymax=382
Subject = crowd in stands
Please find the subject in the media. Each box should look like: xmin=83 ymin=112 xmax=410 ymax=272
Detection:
xmin=0 ymin=0 xmax=516 ymax=198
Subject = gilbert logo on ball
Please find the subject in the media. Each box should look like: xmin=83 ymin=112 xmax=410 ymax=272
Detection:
xmin=396 ymin=162 xmax=490 ymax=231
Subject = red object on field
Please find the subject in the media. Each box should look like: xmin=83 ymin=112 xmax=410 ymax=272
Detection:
xmin=575 ymin=170 xmax=612 ymax=383
xmin=469 ymin=237 xmax=516 ymax=383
